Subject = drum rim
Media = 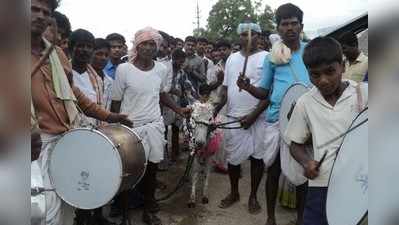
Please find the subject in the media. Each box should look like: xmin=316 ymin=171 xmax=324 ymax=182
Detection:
xmin=357 ymin=212 xmax=368 ymax=225
xmin=326 ymin=107 xmax=368 ymax=225
xmin=103 ymin=123 xmax=148 ymax=190
xmin=49 ymin=127 xmax=124 ymax=209
xmin=279 ymin=82 xmax=310 ymax=144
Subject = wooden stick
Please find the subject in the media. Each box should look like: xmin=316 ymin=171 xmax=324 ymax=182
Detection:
xmin=31 ymin=17 xmax=58 ymax=78
xmin=317 ymin=118 xmax=368 ymax=149
xmin=31 ymin=44 xmax=55 ymax=77
xmin=239 ymin=28 xmax=252 ymax=92
xmin=316 ymin=151 xmax=328 ymax=171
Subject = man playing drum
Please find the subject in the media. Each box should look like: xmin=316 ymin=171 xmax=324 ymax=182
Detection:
xmin=111 ymin=27 xmax=191 ymax=225
xmin=285 ymin=37 xmax=368 ymax=225
xmin=31 ymin=1 xmax=133 ymax=225
xmin=236 ymin=4 xmax=310 ymax=225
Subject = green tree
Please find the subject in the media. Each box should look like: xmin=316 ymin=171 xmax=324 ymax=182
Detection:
xmin=257 ymin=4 xmax=276 ymax=33
xmin=205 ymin=0 xmax=275 ymax=42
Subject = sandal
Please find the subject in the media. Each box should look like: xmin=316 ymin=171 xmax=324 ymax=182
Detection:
xmin=248 ymin=197 xmax=261 ymax=214
xmin=218 ymin=193 xmax=240 ymax=209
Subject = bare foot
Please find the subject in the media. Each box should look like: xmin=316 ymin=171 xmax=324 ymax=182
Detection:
xmin=218 ymin=193 xmax=240 ymax=209
xmin=248 ymin=197 xmax=261 ymax=214
xmin=265 ymin=217 xmax=277 ymax=225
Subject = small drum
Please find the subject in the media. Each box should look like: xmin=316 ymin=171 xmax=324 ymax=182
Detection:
xmin=327 ymin=108 xmax=368 ymax=225
xmin=49 ymin=124 xmax=146 ymax=209
xmin=31 ymin=161 xmax=46 ymax=225
xmin=279 ymin=83 xmax=309 ymax=143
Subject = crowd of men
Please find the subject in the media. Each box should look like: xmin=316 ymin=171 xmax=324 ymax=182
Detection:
xmin=31 ymin=0 xmax=368 ymax=225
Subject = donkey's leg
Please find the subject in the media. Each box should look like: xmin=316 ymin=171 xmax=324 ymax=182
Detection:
xmin=188 ymin=157 xmax=198 ymax=208
xmin=202 ymin=157 xmax=211 ymax=204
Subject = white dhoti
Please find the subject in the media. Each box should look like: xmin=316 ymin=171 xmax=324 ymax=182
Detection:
xmin=37 ymin=134 xmax=74 ymax=225
xmin=223 ymin=115 xmax=267 ymax=166
xmin=262 ymin=121 xmax=281 ymax=168
xmin=264 ymin=121 xmax=308 ymax=186
xmin=133 ymin=118 xmax=167 ymax=164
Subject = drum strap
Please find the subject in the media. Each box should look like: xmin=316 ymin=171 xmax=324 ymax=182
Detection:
xmin=356 ymin=84 xmax=364 ymax=113
xmin=288 ymin=63 xmax=300 ymax=83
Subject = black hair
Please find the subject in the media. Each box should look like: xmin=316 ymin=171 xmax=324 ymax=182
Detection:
xmin=338 ymin=31 xmax=358 ymax=48
xmin=53 ymin=11 xmax=71 ymax=39
xmin=215 ymin=39 xmax=231 ymax=49
xmin=197 ymin=37 xmax=208 ymax=44
xmin=48 ymin=0 xmax=60 ymax=11
xmin=105 ymin=33 xmax=126 ymax=44
xmin=233 ymin=42 xmax=241 ymax=48
xmin=303 ymin=36 xmax=343 ymax=69
xmin=185 ymin=36 xmax=197 ymax=44
xmin=158 ymin=30 xmax=170 ymax=45
xmin=172 ymin=48 xmax=186 ymax=60
xmin=262 ymin=30 xmax=272 ymax=39
xmin=94 ymin=38 xmax=110 ymax=51
xmin=198 ymin=83 xmax=211 ymax=96
xmin=169 ymin=37 xmax=177 ymax=46
xmin=275 ymin=3 xmax=303 ymax=26
xmin=68 ymin=29 xmax=95 ymax=52
xmin=175 ymin=38 xmax=184 ymax=43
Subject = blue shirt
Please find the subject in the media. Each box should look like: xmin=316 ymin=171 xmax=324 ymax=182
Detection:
xmin=259 ymin=42 xmax=311 ymax=123
xmin=104 ymin=60 xmax=117 ymax=80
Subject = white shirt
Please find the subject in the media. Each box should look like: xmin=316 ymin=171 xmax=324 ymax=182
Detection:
xmin=223 ymin=51 xmax=268 ymax=117
xmin=102 ymin=73 xmax=113 ymax=110
xmin=285 ymin=81 xmax=368 ymax=187
xmin=112 ymin=62 xmax=168 ymax=126
xmin=72 ymin=70 xmax=97 ymax=103
xmin=343 ymin=52 xmax=368 ymax=83
xmin=157 ymin=57 xmax=173 ymax=92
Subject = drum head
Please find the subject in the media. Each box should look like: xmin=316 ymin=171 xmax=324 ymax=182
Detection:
xmin=327 ymin=108 xmax=368 ymax=225
xmin=279 ymin=83 xmax=309 ymax=143
xmin=31 ymin=161 xmax=46 ymax=225
xmin=49 ymin=129 xmax=123 ymax=209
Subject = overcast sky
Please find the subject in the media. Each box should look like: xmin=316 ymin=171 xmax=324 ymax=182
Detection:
xmin=58 ymin=0 xmax=367 ymax=46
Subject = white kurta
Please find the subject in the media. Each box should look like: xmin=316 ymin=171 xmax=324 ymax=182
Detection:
xmin=112 ymin=62 xmax=169 ymax=163
xmin=222 ymin=51 xmax=269 ymax=165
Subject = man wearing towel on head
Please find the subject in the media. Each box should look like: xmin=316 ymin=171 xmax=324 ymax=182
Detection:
xmin=111 ymin=27 xmax=191 ymax=225
xmin=214 ymin=21 xmax=270 ymax=215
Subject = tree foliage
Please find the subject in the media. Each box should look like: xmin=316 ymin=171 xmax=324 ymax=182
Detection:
xmin=199 ymin=0 xmax=275 ymax=42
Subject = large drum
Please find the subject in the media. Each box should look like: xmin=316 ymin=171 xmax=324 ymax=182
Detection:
xmin=31 ymin=161 xmax=46 ymax=225
xmin=327 ymin=108 xmax=368 ymax=225
xmin=49 ymin=124 xmax=146 ymax=209
xmin=279 ymin=83 xmax=309 ymax=144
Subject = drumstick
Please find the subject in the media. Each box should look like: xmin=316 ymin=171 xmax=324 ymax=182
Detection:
xmin=31 ymin=44 xmax=55 ymax=77
xmin=31 ymin=18 xmax=58 ymax=78
xmin=317 ymin=118 xmax=368 ymax=149
xmin=316 ymin=151 xmax=328 ymax=171
xmin=239 ymin=28 xmax=252 ymax=92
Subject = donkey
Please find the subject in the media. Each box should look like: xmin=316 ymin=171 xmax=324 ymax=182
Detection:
xmin=186 ymin=101 xmax=221 ymax=208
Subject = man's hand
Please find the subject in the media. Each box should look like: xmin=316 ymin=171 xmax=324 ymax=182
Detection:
xmin=31 ymin=129 xmax=42 ymax=162
xmin=236 ymin=72 xmax=251 ymax=91
xmin=106 ymin=113 xmax=133 ymax=128
xmin=216 ymin=70 xmax=224 ymax=83
xmin=176 ymin=107 xmax=192 ymax=118
xmin=240 ymin=114 xmax=257 ymax=129
xmin=303 ymin=160 xmax=320 ymax=179
xmin=183 ymin=64 xmax=192 ymax=73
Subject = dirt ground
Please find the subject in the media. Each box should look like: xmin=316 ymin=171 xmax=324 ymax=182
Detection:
xmin=111 ymin=153 xmax=297 ymax=225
